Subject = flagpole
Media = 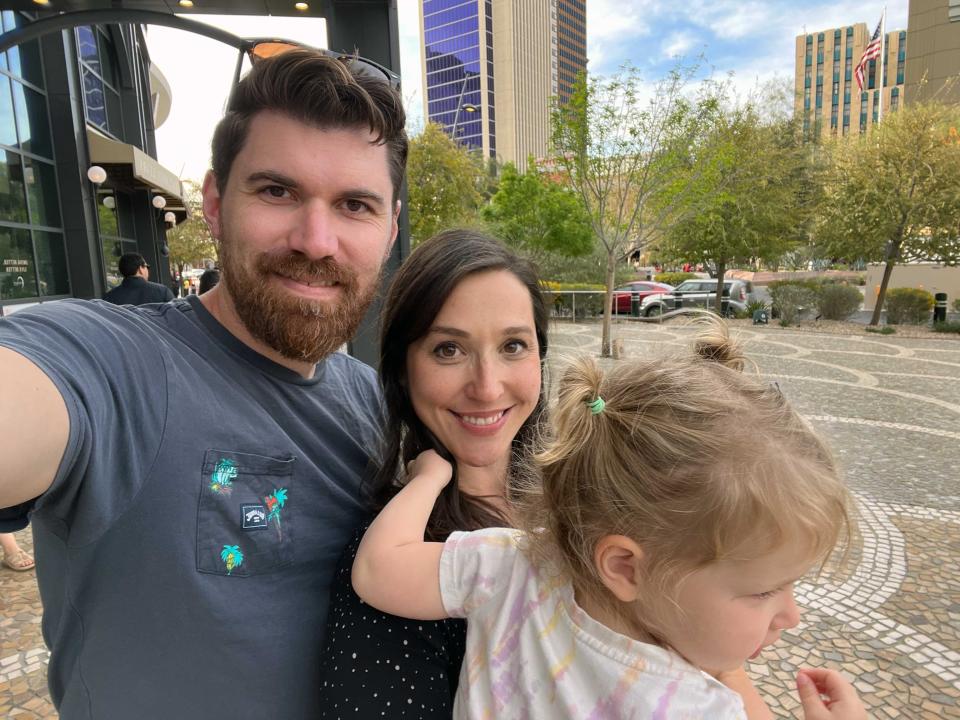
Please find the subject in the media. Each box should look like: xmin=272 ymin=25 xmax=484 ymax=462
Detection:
xmin=877 ymin=6 xmax=887 ymax=122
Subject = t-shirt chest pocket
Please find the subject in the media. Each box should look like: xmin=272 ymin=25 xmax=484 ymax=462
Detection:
xmin=197 ymin=449 xmax=296 ymax=577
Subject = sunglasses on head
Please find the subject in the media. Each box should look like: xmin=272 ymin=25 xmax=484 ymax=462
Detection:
xmin=239 ymin=38 xmax=401 ymax=91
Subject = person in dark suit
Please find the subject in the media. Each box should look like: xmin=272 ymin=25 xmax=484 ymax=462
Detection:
xmin=102 ymin=253 xmax=175 ymax=305
xmin=198 ymin=268 xmax=220 ymax=295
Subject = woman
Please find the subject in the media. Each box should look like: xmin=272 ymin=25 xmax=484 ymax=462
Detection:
xmin=317 ymin=230 xmax=772 ymax=719
xmin=317 ymin=229 xmax=549 ymax=718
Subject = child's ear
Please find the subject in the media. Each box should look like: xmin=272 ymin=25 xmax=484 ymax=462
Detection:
xmin=594 ymin=535 xmax=645 ymax=602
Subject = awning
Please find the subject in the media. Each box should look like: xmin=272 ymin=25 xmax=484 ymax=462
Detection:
xmin=86 ymin=127 xmax=189 ymax=223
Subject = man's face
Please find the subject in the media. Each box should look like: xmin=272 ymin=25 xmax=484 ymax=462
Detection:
xmin=202 ymin=111 xmax=400 ymax=363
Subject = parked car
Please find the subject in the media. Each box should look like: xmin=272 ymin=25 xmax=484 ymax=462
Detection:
xmin=611 ymin=281 xmax=675 ymax=313
xmin=640 ymin=279 xmax=756 ymax=317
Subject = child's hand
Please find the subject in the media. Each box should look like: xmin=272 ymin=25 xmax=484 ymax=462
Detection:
xmin=407 ymin=449 xmax=454 ymax=486
xmin=796 ymin=669 xmax=867 ymax=720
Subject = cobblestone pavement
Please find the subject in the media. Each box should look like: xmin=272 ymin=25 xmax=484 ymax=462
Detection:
xmin=2 ymin=319 xmax=957 ymax=718
xmin=549 ymin=319 xmax=960 ymax=719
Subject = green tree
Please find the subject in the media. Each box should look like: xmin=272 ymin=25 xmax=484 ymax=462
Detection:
xmin=550 ymin=63 xmax=727 ymax=356
xmin=166 ymin=180 xmax=217 ymax=281
xmin=816 ymin=100 xmax=960 ymax=325
xmin=407 ymin=122 xmax=487 ymax=244
xmin=659 ymin=104 xmax=809 ymax=312
xmin=481 ymin=158 xmax=593 ymax=264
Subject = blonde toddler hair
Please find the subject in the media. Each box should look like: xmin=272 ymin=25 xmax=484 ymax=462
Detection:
xmin=517 ymin=316 xmax=854 ymax=622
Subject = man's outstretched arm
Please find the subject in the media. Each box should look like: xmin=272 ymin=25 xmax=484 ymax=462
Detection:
xmin=0 ymin=347 xmax=69 ymax=507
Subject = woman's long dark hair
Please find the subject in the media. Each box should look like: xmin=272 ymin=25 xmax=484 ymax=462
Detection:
xmin=368 ymin=228 xmax=549 ymax=540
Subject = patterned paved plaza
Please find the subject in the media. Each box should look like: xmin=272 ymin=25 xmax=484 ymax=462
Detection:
xmin=550 ymin=319 xmax=960 ymax=719
xmin=1 ymin=319 xmax=957 ymax=718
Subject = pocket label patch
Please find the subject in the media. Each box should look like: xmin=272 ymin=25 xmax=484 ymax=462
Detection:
xmin=241 ymin=503 xmax=268 ymax=530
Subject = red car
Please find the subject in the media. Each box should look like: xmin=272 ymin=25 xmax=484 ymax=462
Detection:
xmin=612 ymin=281 xmax=674 ymax=313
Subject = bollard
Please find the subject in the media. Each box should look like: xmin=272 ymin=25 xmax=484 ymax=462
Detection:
xmin=673 ymin=292 xmax=683 ymax=311
xmin=612 ymin=338 xmax=624 ymax=359
xmin=631 ymin=292 xmax=640 ymax=317
xmin=721 ymin=286 xmax=730 ymax=317
xmin=934 ymin=292 xmax=947 ymax=323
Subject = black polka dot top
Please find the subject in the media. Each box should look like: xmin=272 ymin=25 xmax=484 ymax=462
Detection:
xmin=317 ymin=523 xmax=466 ymax=719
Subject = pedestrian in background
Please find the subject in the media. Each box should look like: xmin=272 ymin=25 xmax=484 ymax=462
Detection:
xmin=103 ymin=253 xmax=175 ymax=305
xmin=198 ymin=268 xmax=220 ymax=295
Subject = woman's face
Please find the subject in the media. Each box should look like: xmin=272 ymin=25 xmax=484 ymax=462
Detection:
xmin=406 ymin=269 xmax=542 ymax=475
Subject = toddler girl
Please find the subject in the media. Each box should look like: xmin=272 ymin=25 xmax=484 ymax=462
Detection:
xmin=352 ymin=318 xmax=866 ymax=719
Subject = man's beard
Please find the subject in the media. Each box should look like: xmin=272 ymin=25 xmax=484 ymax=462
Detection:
xmin=219 ymin=232 xmax=381 ymax=365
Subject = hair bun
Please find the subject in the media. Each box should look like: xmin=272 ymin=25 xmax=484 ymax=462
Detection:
xmin=692 ymin=315 xmax=746 ymax=371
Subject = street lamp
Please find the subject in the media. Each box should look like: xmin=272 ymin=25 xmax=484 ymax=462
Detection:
xmin=449 ymin=73 xmax=479 ymax=144
xmin=451 ymin=103 xmax=478 ymax=139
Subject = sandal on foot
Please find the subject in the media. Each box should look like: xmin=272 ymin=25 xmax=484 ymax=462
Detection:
xmin=2 ymin=550 xmax=35 ymax=571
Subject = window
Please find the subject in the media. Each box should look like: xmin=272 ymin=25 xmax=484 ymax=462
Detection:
xmin=76 ymin=26 xmax=124 ymax=138
xmin=0 ymin=11 xmax=67 ymax=302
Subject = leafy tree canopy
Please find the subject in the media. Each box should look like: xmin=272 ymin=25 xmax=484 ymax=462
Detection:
xmin=166 ymin=180 xmax=217 ymax=276
xmin=481 ymin=158 xmax=593 ymax=263
xmin=407 ymin=122 xmax=489 ymax=244
xmin=816 ymin=99 xmax=960 ymax=323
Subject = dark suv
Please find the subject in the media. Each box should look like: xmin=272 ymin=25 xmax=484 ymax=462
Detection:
xmin=640 ymin=279 xmax=755 ymax=317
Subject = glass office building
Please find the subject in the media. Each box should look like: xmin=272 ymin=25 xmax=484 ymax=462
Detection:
xmin=420 ymin=0 xmax=586 ymax=165
xmin=422 ymin=0 xmax=493 ymax=155
xmin=1 ymin=9 xmax=184 ymax=315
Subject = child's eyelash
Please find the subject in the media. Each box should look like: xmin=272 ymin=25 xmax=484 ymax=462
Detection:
xmin=754 ymin=587 xmax=783 ymax=599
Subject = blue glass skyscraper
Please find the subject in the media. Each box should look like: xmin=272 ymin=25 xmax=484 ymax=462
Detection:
xmin=420 ymin=0 xmax=585 ymax=165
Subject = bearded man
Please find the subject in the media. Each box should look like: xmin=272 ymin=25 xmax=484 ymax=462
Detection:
xmin=0 ymin=49 xmax=406 ymax=720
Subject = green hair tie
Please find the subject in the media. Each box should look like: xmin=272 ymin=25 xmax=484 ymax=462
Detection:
xmin=587 ymin=396 xmax=605 ymax=415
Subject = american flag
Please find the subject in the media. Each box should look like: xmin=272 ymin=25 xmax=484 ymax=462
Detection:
xmin=855 ymin=16 xmax=884 ymax=92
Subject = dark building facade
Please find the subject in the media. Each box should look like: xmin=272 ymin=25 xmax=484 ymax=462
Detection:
xmin=1 ymin=9 xmax=184 ymax=316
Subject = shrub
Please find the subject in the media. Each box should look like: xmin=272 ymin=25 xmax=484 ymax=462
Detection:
xmin=952 ymin=298 xmax=960 ymax=313
xmin=654 ymin=272 xmax=697 ymax=286
xmin=769 ymin=281 xmax=818 ymax=326
xmin=884 ymin=288 xmax=934 ymax=325
xmin=865 ymin=326 xmax=896 ymax=335
xmin=817 ymin=283 xmax=862 ymax=320
xmin=745 ymin=299 xmax=769 ymax=316
xmin=933 ymin=321 xmax=960 ymax=334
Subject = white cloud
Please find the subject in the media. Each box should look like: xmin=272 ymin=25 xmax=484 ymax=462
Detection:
xmin=662 ymin=31 xmax=696 ymax=58
xmin=587 ymin=0 xmax=661 ymax=71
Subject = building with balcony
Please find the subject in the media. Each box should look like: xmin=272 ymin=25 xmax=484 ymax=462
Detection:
xmin=905 ymin=0 xmax=960 ymax=105
xmin=794 ymin=22 xmax=907 ymax=140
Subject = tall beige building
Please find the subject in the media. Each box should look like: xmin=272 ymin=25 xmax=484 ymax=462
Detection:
xmin=419 ymin=0 xmax=586 ymax=166
xmin=904 ymin=0 xmax=960 ymax=105
xmin=794 ymin=23 xmax=906 ymax=139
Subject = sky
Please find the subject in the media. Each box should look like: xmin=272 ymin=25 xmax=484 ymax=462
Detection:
xmin=148 ymin=0 xmax=908 ymax=184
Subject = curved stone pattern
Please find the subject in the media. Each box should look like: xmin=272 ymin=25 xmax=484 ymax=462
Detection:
xmin=549 ymin=319 xmax=960 ymax=718
xmin=3 ymin=319 xmax=958 ymax=717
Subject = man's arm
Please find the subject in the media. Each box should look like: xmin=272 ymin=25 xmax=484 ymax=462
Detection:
xmin=0 ymin=347 xmax=69 ymax=507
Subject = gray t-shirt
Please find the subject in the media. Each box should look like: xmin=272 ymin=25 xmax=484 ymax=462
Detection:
xmin=0 ymin=296 xmax=382 ymax=719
